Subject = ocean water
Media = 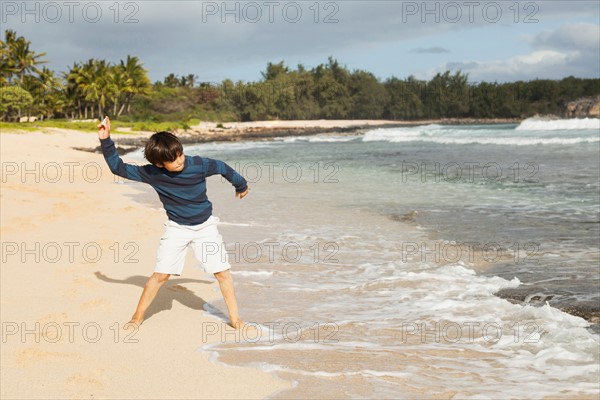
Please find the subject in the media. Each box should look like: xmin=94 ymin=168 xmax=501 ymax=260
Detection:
xmin=144 ymin=119 xmax=600 ymax=398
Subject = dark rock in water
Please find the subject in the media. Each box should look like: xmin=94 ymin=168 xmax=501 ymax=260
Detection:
xmin=72 ymin=126 xmax=377 ymax=156
xmin=389 ymin=210 xmax=419 ymax=224
xmin=496 ymin=287 xmax=600 ymax=326
xmin=73 ymin=145 xmax=138 ymax=155
xmin=563 ymin=95 xmax=600 ymax=118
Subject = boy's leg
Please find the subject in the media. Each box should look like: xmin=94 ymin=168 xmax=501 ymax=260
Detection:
xmin=129 ymin=219 xmax=189 ymax=328
xmin=213 ymin=269 xmax=242 ymax=327
xmin=127 ymin=272 xmax=171 ymax=327
xmin=190 ymin=217 xmax=249 ymax=329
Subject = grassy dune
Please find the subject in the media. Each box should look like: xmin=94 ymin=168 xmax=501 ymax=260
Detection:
xmin=0 ymin=118 xmax=202 ymax=133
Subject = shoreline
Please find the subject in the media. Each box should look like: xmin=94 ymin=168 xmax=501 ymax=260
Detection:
xmin=1 ymin=125 xmax=597 ymax=398
xmin=65 ymin=117 xmax=599 ymax=327
xmin=66 ymin=117 xmax=522 ymax=154
xmin=395 ymin=216 xmax=600 ymax=329
xmin=9 ymin=118 xmax=597 ymax=328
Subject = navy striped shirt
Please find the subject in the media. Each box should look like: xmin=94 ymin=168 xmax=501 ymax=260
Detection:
xmin=100 ymin=137 xmax=248 ymax=225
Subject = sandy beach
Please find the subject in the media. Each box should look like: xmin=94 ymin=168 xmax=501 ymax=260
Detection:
xmin=3 ymin=1 xmax=598 ymax=395
xmin=0 ymin=127 xmax=292 ymax=399
xmin=2 ymin=119 xmax=597 ymax=399
xmin=1 ymin=119 xmax=454 ymax=398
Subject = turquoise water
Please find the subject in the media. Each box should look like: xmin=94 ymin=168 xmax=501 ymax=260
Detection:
xmin=192 ymin=121 xmax=600 ymax=314
xmin=132 ymin=119 xmax=600 ymax=398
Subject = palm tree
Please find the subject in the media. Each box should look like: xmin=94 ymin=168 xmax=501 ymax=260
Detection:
xmin=74 ymin=60 xmax=94 ymax=118
xmin=34 ymin=67 xmax=64 ymax=119
xmin=1 ymin=30 xmax=47 ymax=118
xmin=76 ymin=59 xmax=111 ymax=119
xmin=10 ymin=35 xmax=47 ymax=86
xmin=63 ymin=62 xmax=85 ymax=118
xmin=116 ymin=55 xmax=151 ymax=116
xmin=185 ymin=73 xmax=197 ymax=87
xmin=0 ymin=45 xmax=11 ymax=85
xmin=0 ymin=30 xmax=19 ymax=84
xmin=2 ymin=29 xmax=17 ymax=47
xmin=87 ymin=59 xmax=110 ymax=118
xmin=163 ymin=73 xmax=180 ymax=88
xmin=107 ymin=65 xmax=126 ymax=116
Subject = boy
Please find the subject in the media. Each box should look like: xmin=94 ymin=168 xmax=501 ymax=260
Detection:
xmin=97 ymin=117 xmax=250 ymax=329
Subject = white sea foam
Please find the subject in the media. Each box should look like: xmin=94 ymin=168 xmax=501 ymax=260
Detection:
xmin=230 ymin=270 xmax=273 ymax=277
xmin=280 ymin=135 xmax=358 ymax=143
xmin=185 ymin=140 xmax=279 ymax=155
xmin=196 ymin=124 xmax=599 ymax=397
xmin=217 ymin=221 xmax=254 ymax=227
xmin=230 ymin=263 xmax=596 ymax=395
xmin=362 ymin=123 xmax=599 ymax=145
xmin=124 ymin=147 xmax=146 ymax=161
xmin=203 ymin=259 xmax=599 ymax=398
xmin=516 ymin=117 xmax=600 ymax=131
xmin=124 ymin=141 xmax=277 ymax=160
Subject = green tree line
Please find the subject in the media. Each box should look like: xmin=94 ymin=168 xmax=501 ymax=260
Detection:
xmin=1 ymin=30 xmax=150 ymax=121
xmin=1 ymin=30 xmax=599 ymax=122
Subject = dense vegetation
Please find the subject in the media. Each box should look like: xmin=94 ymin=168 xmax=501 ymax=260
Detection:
xmin=1 ymin=30 xmax=598 ymax=123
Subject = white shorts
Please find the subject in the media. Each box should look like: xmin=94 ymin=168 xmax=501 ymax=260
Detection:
xmin=154 ymin=216 xmax=230 ymax=276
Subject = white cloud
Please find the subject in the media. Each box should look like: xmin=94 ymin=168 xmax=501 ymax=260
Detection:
xmin=429 ymin=23 xmax=600 ymax=82
xmin=448 ymin=50 xmax=572 ymax=81
xmin=531 ymin=23 xmax=600 ymax=52
xmin=3 ymin=2 xmax=599 ymax=82
xmin=412 ymin=47 xmax=451 ymax=54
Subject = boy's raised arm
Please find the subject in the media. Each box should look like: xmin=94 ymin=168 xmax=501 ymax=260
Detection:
xmin=97 ymin=117 xmax=145 ymax=183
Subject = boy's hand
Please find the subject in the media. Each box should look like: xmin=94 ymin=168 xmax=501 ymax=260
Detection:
xmin=97 ymin=116 xmax=110 ymax=139
xmin=236 ymin=187 xmax=249 ymax=199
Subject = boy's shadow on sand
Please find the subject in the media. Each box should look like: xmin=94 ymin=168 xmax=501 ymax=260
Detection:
xmin=94 ymin=272 xmax=228 ymax=322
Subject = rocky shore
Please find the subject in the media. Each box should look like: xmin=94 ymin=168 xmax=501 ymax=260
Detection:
xmin=496 ymin=288 xmax=600 ymax=333
xmin=563 ymin=95 xmax=600 ymax=118
xmin=78 ymin=118 xmax=521 ymax=155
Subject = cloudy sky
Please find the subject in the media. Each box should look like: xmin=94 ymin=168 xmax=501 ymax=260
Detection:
xmin=3 ymin=0 xmax=599 ymax=84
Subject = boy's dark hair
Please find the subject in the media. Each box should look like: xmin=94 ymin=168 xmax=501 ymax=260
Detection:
xmin=144 ymin=131 xmax=183 ymax=165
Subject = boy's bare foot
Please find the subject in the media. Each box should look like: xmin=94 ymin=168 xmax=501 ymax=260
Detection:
xmin=229 ymin=320 xmax=257 ymax=332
